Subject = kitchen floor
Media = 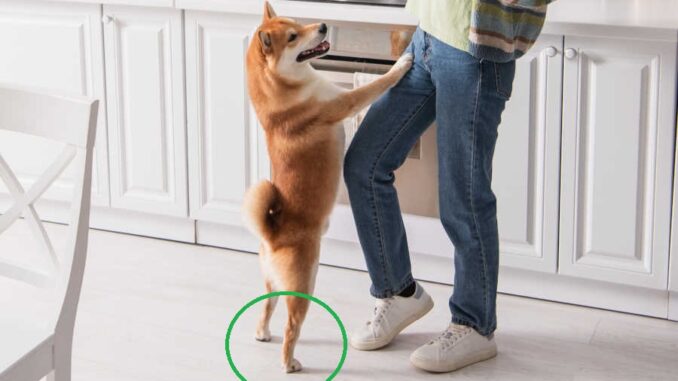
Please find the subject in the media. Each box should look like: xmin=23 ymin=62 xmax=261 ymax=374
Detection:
xmin=44 ymin=226 xmax=678 ymax=380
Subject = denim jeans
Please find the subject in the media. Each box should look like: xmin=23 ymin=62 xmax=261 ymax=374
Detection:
xmin=343 ymin=27 xmax=515 ymax=336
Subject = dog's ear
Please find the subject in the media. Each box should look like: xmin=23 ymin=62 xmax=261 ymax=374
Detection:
xmin=263 ymin=1 xmax=277 ymax=21
xmin=259 ymin=30 xmax=272 ymax=54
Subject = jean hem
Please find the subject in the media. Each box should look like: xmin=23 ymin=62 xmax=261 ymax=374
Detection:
xmin=369 ymin=274 xmax=416 ymax=299
xmin=451 ymin=316 xmax=495 ymax=337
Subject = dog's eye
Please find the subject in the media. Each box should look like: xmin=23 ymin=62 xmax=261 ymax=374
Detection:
xmin=288 ymin=33 xmax=298 ymax=42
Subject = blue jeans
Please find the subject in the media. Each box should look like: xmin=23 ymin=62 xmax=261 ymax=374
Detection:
xmin=343 ymin=27 xmax=515 ymax=336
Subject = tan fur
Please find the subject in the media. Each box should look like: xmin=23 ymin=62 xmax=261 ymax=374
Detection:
xmin=244 ymin=2 xmax=412 ymax=373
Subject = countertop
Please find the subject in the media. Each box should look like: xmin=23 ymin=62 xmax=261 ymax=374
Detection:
xmin=43 ymin=0 xmax=678 ymax=31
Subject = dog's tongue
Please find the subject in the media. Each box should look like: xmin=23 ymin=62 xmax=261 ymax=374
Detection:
xmin=297 ymin=40 xmax=330 ymax=62
xmin=308 ymin=40 xmax=330 ymax=54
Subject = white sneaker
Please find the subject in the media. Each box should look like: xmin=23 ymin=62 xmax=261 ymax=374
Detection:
xmin=410 ymin=323 xmax=497 ymax=373
xmin=350 ymin=282 xmax=434 ymax=351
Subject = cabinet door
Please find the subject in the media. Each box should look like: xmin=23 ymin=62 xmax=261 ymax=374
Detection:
xmin=185 ymin=11 xmax=268 ymax=226
xmin=559 ymin=36 xmax=676 ymax=289
xmin=493 ymin=34 xmax=563 ymax=273
xmin=103 ymin=6 xmax=188 ymax=217
xmin=671 ymin=118 xmax=678 ymax=321
xmin=0 ymin=0 xmax=109 ymax=207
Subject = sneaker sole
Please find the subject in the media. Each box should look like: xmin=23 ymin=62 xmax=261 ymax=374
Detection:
xmin=350 ymin=294 xmax=434 ymax=351
xmin=410 ymin=346 xmax=498 ymax=373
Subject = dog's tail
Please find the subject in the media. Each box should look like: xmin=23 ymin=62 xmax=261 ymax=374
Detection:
xmin=243 ymin=180 xmax=282 ymax=243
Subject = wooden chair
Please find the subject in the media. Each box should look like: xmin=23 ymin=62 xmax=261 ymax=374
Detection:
xmin=0 ymin=85 xmax=98 ymax=381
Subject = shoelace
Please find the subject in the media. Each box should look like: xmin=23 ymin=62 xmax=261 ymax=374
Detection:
xmin=429 ymin=324 xmax=472 ymax=350
xmin=366 ymin=298 xmax=394 ymax=326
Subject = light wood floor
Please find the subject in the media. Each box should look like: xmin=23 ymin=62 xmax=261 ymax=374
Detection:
xmin=42 ymin=227 xmax=678 ymax=380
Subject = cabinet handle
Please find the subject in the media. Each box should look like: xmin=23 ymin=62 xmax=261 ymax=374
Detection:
xmin=565 ymin=48 xmax=578 ymax=60
xmin=102 ymin=15 xmax=114 ymax=24
xmin=544 ymin=46 xmax=558 ymax=57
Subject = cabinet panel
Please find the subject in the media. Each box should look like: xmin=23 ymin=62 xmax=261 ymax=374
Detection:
xmin=0 ymin=1 xmax=108 ymax=207
xmin=104 ymin=6 xmax=187 ymax=216
xmin=559 ymin=36 xmax=676 ymax=289
xmin=671 ymin=121 xmax=678 ymax=296
xmin=493 ymin=34 xmax=563 ymax=273
xmin=186 ymin=11 xmax=267 ymax=226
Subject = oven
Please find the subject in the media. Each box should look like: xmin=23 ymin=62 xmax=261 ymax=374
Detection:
xmin=311 ymin=23 xmax=440 ymax=218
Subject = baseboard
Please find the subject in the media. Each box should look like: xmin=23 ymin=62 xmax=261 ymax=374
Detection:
xmin=498 ymin=267 xmax=669 ymax=318
xmin=319 ymin=236 xmax=456 ymax=287
xmin=670 ymin=292 xmax=678 ymax=321
xmin=11 ymin=195 xmax=666 ymax=320
xmin=91 ymin=207 xmax=195 ymax=243
xmin=3 ymin=198 xmax=196 ymax=243
xmin=195 ymin=221 xmax=260 ymax=253
xmin=320 ymin=237 xmax=670 ymax=319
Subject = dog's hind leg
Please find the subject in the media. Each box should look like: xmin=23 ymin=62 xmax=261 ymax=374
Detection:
xmin=256 ymin=244 xmax=278 ymax=342
xmin=255 ymin=277 xmax=277 ymax=342
xmin=279 ymin=243 xmax=318 ymax=373
xmin=282 ymin=292 xmax=310 ymax=373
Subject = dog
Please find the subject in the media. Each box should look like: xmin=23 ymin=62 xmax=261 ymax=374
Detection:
xmin=243 ymin=1 xmax=412 ymax=373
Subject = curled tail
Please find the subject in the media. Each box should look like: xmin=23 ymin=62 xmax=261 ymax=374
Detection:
xmin=243 ymin=180 xmax=282 ymax=243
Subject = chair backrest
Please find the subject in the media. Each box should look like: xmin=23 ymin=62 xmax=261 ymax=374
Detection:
xmin=0 ymin=84 xmax=98 ymax=337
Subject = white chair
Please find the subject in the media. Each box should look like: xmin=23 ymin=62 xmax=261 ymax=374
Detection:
xmin=0 ymin=85 xmax=98 ymax=381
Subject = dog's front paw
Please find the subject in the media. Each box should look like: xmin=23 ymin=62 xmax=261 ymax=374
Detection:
xmin=393 ymin=53 xmax=413 ymax=74
xmin=255 ymin=327 xmax=272 ymax=342
xmin=283 ymin=358 xmax=303 ymax=373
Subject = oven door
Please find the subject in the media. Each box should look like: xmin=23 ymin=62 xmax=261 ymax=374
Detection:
xmin=315 ymin=56 xmax=453 ymax=277
xmin=313 ymin=56 xmax=440 ymax=219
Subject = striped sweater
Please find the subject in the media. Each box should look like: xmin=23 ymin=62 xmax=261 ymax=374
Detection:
xmin=407 ymin=0 xmax=556 ymax=62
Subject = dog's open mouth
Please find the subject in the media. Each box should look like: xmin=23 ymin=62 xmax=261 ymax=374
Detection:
xmin=297 ymin=40 xmax=330 ymax=62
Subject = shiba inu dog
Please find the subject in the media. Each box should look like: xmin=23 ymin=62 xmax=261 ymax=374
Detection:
xmin=244 ymin=1 xmax=412 ymax=373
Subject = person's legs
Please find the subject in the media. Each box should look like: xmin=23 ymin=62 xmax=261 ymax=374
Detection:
xmin=346 ymin=27 xmax=438 ymax=351
xmin=428 ymin=33 xmax=515 ymax=337
xmin=344 ymin=27 xmax=436 ymax=299
xmin=409 ymin=32 xmax=515 ymax=373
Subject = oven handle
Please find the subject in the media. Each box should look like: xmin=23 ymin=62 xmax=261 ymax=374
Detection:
xmin=312 ymin=55 xmax=393 ymax=79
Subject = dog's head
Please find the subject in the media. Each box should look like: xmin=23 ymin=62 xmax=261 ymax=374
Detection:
xmin=255 ymin=2 xmax=330 ymax=76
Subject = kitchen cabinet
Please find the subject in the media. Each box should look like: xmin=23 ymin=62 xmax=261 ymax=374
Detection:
xmin=0 ymin=0 xmax=676 ymax=319
xmin=0 ymin=0 xmax=109 ymax=208
xmin=558 ymin=36 xmax=676 ymax=290
xmin=185 ymin=11 xmax=269 ymax=250
xmin=670 ymin=129 xmax=678 ymax=321
xmin=671 ymin=237 xmax=678 ymax=320
xmin=103 ymin=5 xmax=188 ymax=217
xmin=493 ymin=34 xmax=564 ymax=273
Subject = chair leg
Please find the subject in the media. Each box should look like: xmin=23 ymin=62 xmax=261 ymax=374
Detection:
xmin=51 ymin=337 xmax=72 ymax=381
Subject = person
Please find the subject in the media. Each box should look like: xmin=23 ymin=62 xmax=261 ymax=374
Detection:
xmin=344 ymin=0 xmax=555 ymax=373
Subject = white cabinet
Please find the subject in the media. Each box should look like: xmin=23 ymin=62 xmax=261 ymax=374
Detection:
xmin=558 ymin=36 xmax=677 ymax=289
xmin=103 ymin=5 xmax=188 ymax=217
xmin=493 ymin=34 xmax=563 ymax=273
xmin=185 ymin=11 xmax=269 ymax=250
xmin=0 ymin=0 xmax=109 ymax=208
xmin=670 ymin=122 xmax=678 ymax=321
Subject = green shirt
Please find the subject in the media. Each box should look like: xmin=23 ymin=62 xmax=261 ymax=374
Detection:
xmin=406 ymin=0 xmax=554 ymax=62
xmin=406 ymin=0 xmax=473 ymax=53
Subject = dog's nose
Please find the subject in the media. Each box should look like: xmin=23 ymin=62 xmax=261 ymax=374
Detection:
xmin=319 ymin=23 xmax=328 ymax=34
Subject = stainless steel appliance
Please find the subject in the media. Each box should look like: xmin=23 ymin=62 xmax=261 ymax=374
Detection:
xmin=289 ymin=0 xmax=407 ymax=7
xmin=311 ymin=23 xmax=440 ymax=218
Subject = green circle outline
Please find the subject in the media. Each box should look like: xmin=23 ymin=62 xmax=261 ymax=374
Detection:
xmin=225 ymin=291 xmax=348 ymax=380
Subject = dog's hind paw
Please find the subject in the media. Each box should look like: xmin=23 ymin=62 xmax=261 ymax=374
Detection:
xmin=255 ymin=328 xmax=272 ymax=342
xmin=284 ymin=358 xmax=303 ymax=373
